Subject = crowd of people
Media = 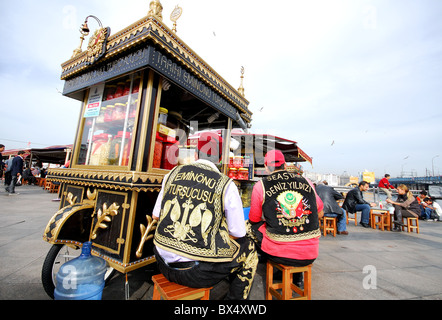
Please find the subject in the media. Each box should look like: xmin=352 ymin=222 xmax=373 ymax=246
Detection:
xmin=1 ymin=145 xmax=48 ymax=196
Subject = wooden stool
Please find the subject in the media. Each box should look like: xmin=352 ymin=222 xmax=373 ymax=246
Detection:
xmin=401 ymin=217 xmax=419 ymax=233
xmin=371 ymin=210 xmax=391 ymax=231
xmin=50 ymin=183 xmax=60 ymax=193
xmin=266 ymin=260 xmax=312 ymax=300
xmin=346 ymin=210 xmax=358 ymax=226
xmin=320 ymin=216 xmax=337 ymax=237
xmin=152 ymin=273 xmax=212 ymax=300
xmin=38 ymin=178 xmax=46 ymax=187
xmin=44 ymin=180 xmax=51 ymax=191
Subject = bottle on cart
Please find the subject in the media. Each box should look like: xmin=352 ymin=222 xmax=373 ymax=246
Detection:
xmin=54 ymin=241 xmax=107 ymax=300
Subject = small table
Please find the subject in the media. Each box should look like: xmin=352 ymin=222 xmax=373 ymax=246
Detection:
xmin=370 ymin=208 xmax=392 ymax=231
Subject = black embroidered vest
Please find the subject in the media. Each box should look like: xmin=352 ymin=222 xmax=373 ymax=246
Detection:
xmin=261 ymin=170 xmax=320 ymax=241
xmin=154 ymin=162 xmax=240 ymax=262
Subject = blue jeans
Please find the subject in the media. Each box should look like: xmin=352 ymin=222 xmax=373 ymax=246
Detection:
xmin=421 ymin=207 xmax=433 ymax=219
xmin=355 ymin=204 xmax=371 ymax=224
xmin=324 ymin=208 xmax=347 ymax=231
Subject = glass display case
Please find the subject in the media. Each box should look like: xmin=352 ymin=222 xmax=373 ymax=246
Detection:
xmin=77 ymin=72 xmax=141 ymax=167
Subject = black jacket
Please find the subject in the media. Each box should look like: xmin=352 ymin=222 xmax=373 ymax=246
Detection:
xmin=316 ymin=184 xmax=344 ymax=215
xmin=342 ymin=187 xmax=370 ymax=213
xmin=10 ymin=156 xmax=24 ymax=176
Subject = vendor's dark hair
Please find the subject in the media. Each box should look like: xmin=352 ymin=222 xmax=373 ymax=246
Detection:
xmin=267 ymin=163 xmax=285 ymax=173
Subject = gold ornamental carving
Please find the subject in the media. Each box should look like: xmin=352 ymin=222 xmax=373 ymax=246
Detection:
xmin=148 ymin=0 xmax=163 ymax=20
xmin=91 ymin=202 xmax=120 ymax=240
xmin=66 ymin=192 xmax=78 ymax=205
xmin=86 ymin=27 xmax=108 ymax=65
xmin=170 ymin=5 xmax=182 ymax=33
xmin=136 ymin=215 xmax=158 ymax=258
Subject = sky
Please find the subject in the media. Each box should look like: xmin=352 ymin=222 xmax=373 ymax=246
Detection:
xmin=1 ymin=0 xmax=442 ymax=178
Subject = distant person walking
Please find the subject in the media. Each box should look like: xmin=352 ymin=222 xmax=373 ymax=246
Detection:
xmin=0 ymin=144 xmax=4 ymax=181
xmin=378 ymin=174 xmax=396 ymax=200
xmin=6 ymin=151 xmax=25 ymax=195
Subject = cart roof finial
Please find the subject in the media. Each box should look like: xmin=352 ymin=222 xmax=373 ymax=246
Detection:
xmin=170 ymin=5 xmax=183 ymax=33
xmin=238 ymin=66 xmax=245 ymax=97
xmin=148 ymin=0 xmax=163 ymax=21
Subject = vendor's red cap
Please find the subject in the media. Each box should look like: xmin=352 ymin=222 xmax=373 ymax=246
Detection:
xmin=197 ymin=132 xmax=223 ymax=159
xmin=264 ymin=150 xmax=285 ymax=166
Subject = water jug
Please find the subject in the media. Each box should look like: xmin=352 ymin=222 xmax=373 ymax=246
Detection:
xmin=54 ymin=241 xmax=107 ymax=300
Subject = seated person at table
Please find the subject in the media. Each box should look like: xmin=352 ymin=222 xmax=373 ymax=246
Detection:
xmin=152 ymin=132 xmax=258 ymax=300
xmin=386 ymin=184 xmax=421 ymax=231
xmin=23 ymin=167 xmax=37 ymax=185
xmin=248 ymin=150 xmax=323 ymax=287
xmin=342 ymin=181 xmax=376 ymax=228
xmin=421 ymin=197 xmax=442 ymax=221
xmin=316 ymin=182 xmax=348 ymax=235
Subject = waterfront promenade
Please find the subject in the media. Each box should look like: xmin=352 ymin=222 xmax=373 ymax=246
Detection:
xmin=1 ymin=184 xmax=442 ymax=300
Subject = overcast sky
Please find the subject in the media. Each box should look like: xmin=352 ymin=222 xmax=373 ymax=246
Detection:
xmin=1 ymin=0 xmax=441 ymax=178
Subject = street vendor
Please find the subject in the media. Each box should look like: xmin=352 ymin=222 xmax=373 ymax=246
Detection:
xmin=248 ymin=150 xmax=323 ymax=287
xmin=152 ymin=132 xmax=258 ymax=300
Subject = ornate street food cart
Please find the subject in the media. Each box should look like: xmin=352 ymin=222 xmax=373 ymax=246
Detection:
xmin=41 ymin=1 xmax=253 ymax=298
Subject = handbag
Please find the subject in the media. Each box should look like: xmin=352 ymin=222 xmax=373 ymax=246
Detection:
xmin=16 ymin=175 xmax=22 ymax=186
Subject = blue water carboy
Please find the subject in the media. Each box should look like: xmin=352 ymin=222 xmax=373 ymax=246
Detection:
xmin=54 ymin=241 xmax=107 ymax=300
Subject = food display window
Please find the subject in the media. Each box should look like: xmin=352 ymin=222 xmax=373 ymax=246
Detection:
xmin=76 ymin=72 xmax=141 ymax=166
xmin=150 ymin=78 xmax=231 ymax=171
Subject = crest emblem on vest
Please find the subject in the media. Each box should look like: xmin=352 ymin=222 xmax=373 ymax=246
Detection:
xmin=275 ymin=190 xmax=313 ymax=233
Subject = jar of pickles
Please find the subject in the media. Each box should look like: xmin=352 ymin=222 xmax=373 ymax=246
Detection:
xmin=233 ymin=156 xmax=243 ymax=168
xmin=113 ymin=103 xmax=126 ymax=121
xmin=238 ymin=168 xmax=249 ymax=180
xmin=114 ymin=82 xmax=125 ymax=98
xmin=153 ymin=133 xmax=163 ymax=168
xmin=158 ymin=107 xmax=168 ymax=125
xmin=229 ymin=156 xmax=234 ymax=168
xmin=96 ymin=107 xmax=106 ymax=123
xmin=123 ymin=79 xmax=131 ymax=96
xmin=109 ymin=131 xmax=131 ymax=165
xmin=104 ymin=105 xmax=114 ymax=122
xmin=228 ymin=168 xmax=238 ymax=179
xmin=105 ymin=85 xmax=116 ymax=100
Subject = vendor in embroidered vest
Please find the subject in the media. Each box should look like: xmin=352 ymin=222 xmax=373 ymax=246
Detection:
xmin=248 ymin=150 xmax=323 ymax=286
xmin=152 ymin=132 xmax=258 ymax=300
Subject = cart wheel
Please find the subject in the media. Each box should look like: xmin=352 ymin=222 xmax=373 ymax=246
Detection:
xmin=41 ymin=244 xmax=116 ymax=299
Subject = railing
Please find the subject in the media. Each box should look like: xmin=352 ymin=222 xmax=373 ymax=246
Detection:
xmin=333 ymin=186 xmax=421 ymax=203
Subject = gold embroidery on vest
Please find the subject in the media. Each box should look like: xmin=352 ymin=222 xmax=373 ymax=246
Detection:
xmin=162 ymin=197 xmax=214 ymax=244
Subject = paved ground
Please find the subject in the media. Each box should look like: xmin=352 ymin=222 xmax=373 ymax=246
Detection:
xmin=1 ymin=184 xmax=442 ymax=300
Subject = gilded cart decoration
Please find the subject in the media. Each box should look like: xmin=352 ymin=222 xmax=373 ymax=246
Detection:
xmin=86 ymin=27 xmax=110 ymax=65
xmin=91 ymin=202 xmax=120 ymax=240
xmin=136 ymin=215 xmax=158 ymax=258
xmin=43 ymin=202 xmax=94 ymax=244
